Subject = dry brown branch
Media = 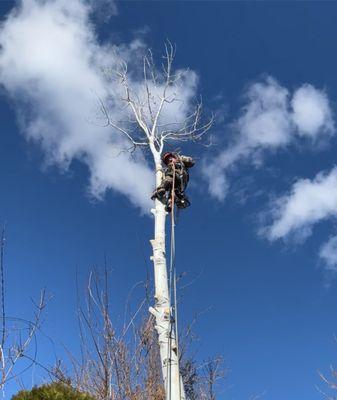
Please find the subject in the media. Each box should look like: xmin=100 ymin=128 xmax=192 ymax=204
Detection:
xmin=0 ymin=290 xmax=46 ymax=392
xmin=61 ymin=269 xmax=165 ymax=400
xmin=48 ymin=269 xmax=227 ymax=400
xmin=0 ymin=229 xmax=48 ymax=394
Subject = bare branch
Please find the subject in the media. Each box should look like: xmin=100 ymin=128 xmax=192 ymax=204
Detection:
xmin=0 ymin=289 xmax=46 ymax=389
xmin=97 ymin=41 xmax=212 ymax=161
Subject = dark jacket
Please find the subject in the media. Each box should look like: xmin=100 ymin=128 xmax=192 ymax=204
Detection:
xmin=165 ymin=155 xmax=195 ymax=191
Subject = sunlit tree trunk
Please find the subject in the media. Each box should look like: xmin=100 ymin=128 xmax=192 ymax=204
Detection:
xmin=149 ymin=156 xmax=186 ymax=400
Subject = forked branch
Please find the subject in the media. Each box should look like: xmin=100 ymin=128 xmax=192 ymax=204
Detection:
xmin=100 ymin=41 xmax=212 ymax=159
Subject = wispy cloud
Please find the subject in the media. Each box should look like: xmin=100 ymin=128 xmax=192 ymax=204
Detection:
xmin=319 ymin=235 xmax=337 ymax=274
xmin=203 ymin=77 xmax=334 ymax=201
xmin=89 ymin=0 xmax=118 ymax=22
xmin=263 ymin=166 xmax=337 ymax=275
xmin=0 ymin=0 xmax=198 ymax=211
xmin=264 ymin=168 xmax=337 ymax=242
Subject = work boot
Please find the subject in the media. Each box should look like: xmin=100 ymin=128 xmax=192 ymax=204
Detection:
xmin=151 ymin=187 xmax=165 ymax=200
xmin=175 ymin=196 xmax=190 ymax=209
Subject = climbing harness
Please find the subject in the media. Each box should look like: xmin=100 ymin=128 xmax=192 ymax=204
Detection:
xmin=165 ymin=159 xmax=190 ymax=212
xmin=152 ymin=152 xmax=193 ymax=212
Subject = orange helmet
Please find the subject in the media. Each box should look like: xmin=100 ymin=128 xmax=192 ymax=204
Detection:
xmin=162 ymin=152 xmax=178 ymax=165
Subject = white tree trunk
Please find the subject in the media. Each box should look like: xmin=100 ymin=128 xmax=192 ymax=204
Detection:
xmin=149 ymin=162 xmax=186 ymax=400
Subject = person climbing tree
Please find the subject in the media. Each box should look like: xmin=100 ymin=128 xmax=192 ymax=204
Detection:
xmin=151 ymin=152 xmax=195 ymax=212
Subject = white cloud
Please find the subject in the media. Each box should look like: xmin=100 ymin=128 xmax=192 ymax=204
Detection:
xmin=319 ymin=236 xmax=337 ymax=273
xmin=238 ymin=77 xmax=292 ymax=148
xmin=203 ymin=77 xmax=335 ymax=201
xmin=264 ymin=167 xmax=337 ymax=277
xmin=291 ymin=84 xmax=334 ymax=137
xmin=265 ymin=168 xmax=337 ymax=241
xmin=0 ymin=0 xmax=198 ymax=211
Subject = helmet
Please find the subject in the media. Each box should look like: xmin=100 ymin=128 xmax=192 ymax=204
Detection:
xmin=162 ymin=152 xmax=178 ymax=165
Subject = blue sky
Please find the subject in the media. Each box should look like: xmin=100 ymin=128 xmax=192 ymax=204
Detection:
xmin=1 ymin=1 xmax=337 ymax=399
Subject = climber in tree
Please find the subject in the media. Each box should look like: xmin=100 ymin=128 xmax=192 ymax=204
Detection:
xmin=151 ymin=152 xmax=195 ymax=212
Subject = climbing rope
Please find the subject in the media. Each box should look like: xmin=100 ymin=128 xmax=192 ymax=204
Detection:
xmin=165 ymin=163 xmax=174 ymax=400
xmin=166 ymin=162 xmax=182 ymax=400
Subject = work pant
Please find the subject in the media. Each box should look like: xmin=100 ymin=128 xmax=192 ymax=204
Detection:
xmin=158 ymin=174 xmax=186 ymax=193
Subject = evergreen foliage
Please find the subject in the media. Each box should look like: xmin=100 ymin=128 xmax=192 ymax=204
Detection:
xmin=11 ymin=382 xmax=95 ymax=400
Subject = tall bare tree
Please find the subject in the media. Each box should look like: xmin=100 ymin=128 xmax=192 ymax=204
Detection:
xmin=98 ymin=42 xmax=212 ymax=400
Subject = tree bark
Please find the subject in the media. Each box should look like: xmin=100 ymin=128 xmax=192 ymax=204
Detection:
xmin=149 ymin=161 xmax=186 ymax=400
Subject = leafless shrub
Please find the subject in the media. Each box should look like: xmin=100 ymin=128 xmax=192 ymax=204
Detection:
xmin=57 ymin=269 xmax=164 ymax=400
xmin=49 ymin=269 xmax=226 ymax=400
xmin=0 ymin=227 xmax=47 ymax=394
